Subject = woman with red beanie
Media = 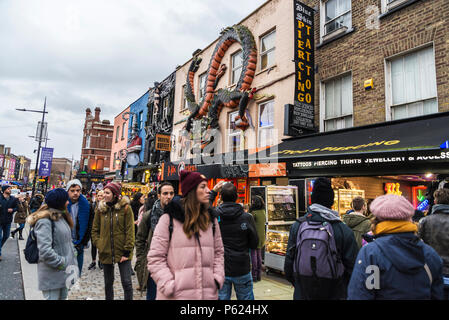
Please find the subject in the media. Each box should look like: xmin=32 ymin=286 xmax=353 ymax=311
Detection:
xmin=348 ymin=194 xmax=444 ymax=300
xmin=147 ymin=170 xmax=225 ymax=300
xmin=91 ymin=182 xmax=135 ymax=300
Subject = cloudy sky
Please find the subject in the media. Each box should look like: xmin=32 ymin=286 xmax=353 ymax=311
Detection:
xmin=0 ymin=0 xmax=263 ymax=168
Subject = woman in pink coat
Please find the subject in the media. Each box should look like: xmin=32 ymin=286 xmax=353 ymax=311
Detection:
xmin=147 ymin=171 xmax=225 ymax=300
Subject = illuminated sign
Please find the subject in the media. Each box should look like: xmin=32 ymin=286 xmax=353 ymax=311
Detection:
xmin=156 ymin=134 xmax=171 ymax=152
xmin=385 ymin=183 xmax=402 ymax=196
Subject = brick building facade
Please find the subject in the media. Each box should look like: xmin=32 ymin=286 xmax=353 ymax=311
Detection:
xmin=80 ymin=107 xmax=114 ymax=174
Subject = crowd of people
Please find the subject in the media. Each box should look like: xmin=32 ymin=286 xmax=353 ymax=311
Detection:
xmin=0 ymin=173 xmax=448 ymax=301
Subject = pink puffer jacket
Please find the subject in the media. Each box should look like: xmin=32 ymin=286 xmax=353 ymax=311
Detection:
xmin=147 ymin=203 xmax=225 ymax=300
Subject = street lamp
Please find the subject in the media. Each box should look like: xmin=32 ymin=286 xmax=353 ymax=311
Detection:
xmin=16 ymin=97 xmax=49 ymax=197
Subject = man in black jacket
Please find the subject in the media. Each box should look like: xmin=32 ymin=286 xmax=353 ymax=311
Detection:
xmin=284 ymin=177 xmax=358 ymax=300
xmin=210 ymin=182 xmax=259 ymax=300
xmin=0 ymin=185 xmax=18 ymax=261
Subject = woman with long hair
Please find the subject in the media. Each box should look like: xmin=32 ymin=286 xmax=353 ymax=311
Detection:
xmin=26 ymin=188 xmax=77 ymax=300
xmin=147 ymin=171 xmax=224 ymax=300
xmin=91 ymin=182 xmax=135 ymax=300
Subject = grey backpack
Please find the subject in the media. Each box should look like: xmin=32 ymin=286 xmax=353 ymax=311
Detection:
xmin=293 ymin=219 xmax=344 ymax=280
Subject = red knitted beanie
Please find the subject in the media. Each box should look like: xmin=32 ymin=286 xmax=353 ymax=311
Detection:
xmin=104 ymin=182 xmax=122 ymax=198
xmin=180 ymin=170 xmax=208 ymax=197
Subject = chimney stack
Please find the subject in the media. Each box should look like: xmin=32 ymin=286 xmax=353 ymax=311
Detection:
xmin=94 ymin=107 xmax=101 ymax=122
xmin=86 ymin=108 xmax=92 ymax=119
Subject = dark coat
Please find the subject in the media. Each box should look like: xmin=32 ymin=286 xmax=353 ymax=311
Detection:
xmin=347 ymin=232 xmax=444 ymax=300
xmin=68 ymin=194 xmax=92 ymax=246
xmin=284 ymin=204 xmax=359 ymax=300
xmin=216 ymin=202 xmax=259 ymax=277
xmin=419 ymin=204 xmax=449 ymax=275
xmin=0 ymin=193 xmax=18 ymax=225
xmin=135 ymin=209 xmax=152 ymax=293
xmin=14 ymin=200 xmax=29 ymax=224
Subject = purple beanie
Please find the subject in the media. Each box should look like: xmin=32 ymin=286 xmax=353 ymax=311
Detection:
xmin=370 ymin=194 xmax=414 ymax=221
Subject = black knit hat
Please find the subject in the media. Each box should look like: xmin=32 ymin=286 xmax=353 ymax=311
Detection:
xmin=311 ymin=177 xmax=335 ymax=208
xmin=45 ymin=188 xmax=69 ymax=210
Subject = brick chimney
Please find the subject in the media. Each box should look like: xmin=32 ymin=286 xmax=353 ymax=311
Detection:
xmin=86 ymin=108 xmax=92 ymax=119
xmin=94 ymin=107 xmax=101 ymax=122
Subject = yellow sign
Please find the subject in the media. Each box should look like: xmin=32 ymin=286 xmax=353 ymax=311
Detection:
xmin=385 ymin=183 xmax=402 ymax=196
xmin=156 ymin=134 xmax=171 ymax=152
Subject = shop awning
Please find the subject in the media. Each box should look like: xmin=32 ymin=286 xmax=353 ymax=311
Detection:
xmin=257 ymin=111 xmax=449 ymax=177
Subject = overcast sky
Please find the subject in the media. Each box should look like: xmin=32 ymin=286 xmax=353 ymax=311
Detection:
xmin=0 ymin=0 xmax=263 ymax=168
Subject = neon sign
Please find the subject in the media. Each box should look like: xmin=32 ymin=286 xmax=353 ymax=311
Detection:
xmin=385 ymin=183 xmax=402 ymax=196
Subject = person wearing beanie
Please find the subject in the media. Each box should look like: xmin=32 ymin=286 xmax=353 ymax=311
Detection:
xmin=348 ymin=194 xmax=444 ymax=300
xmin=26 ymin=188 xmax=76 ymax=300
xmin=148 ymin=171 xmax=225 ymax=300
xmin=66 ymin=179 xmax=92 ymax=276
xmin=91 ymin=181 xmax=135 ymax=300
xmin=284 ymin=177 xmax=358 ymax=300
xmin=0 ymin=185 xmax=18 ymax=261
xmin=418 ymin=188 xmax=449 ymax=300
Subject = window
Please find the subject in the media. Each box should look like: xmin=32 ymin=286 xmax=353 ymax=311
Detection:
xmin=387 ymin=46 xmax=438 ymax=121
xmin=121 ymin=123 xmax=126 ymax=139
xmin=322 ymin=73 xmax=353 ymax=131
xmin=198 ymin=73 xmax=207 ymax=100
xmin=228 ymin=111 xmax=244 ymax=152
xmin=322 ymin=0 xmax=351 ymax=36
xmin=181 ymin=85 xmax=188 ymax=111
xmin=152 ymin=103 xmax=158 ymax=123
xmin=116 ymin=126 xmax=120 ymax=143
xmin=85 ymin=135 xmax=91 ymax=148
xmin=381 ymin=0 xmax=410 ymax=13
xmin=113 ymin=152 xmax=117 ymax=169
xmin=162 ymin=97 xmax=169 ymax=119
xmin=260 ymin=30 xmax=276 ymax=70
xmin=139 ymin=111 xmax=144 ymax=129
xmin=231 ymin=51 xmax=243 ymax=85
xmin=258 ymin=100 xmax=275 ymax=148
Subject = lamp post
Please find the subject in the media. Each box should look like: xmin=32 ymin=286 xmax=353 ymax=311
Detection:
xmin=16 ymin=97 xmax=49 ymax=197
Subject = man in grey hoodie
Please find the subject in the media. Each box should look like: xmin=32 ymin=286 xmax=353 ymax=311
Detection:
xmin=284 ymin=177 xmax=358 ymax=300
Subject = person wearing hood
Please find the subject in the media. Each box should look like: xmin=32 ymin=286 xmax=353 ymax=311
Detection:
xmin=284 ymin=177 xmax=358 ymax=300
xmin=209 ymin=182 xmax=258 ymax=300
xmin=348 ymin=194 xmax=444 ymax=300
xmin=26 ymin=188 xmax=77 ymax=300
xmin=418 ymin=188 xmax=449 ymax=299
xmin=147 ymin=171 xmax=225 ymax=300
xmin=91 ymin=182 xmax=135 ymax=300
xmin=343 ymin=196 xmax=371 ymax=250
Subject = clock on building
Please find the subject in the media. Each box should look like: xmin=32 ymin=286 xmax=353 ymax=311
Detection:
xmin=126 ymin=152 xmax=140 ymax=167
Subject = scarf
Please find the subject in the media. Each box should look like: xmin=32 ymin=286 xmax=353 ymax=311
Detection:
xmin=373 ymin=220 xmax=418 ymax=236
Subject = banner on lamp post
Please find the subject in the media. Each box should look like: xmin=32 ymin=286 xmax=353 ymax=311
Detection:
xmin=39 ymin=147 xmax=54 ymax=177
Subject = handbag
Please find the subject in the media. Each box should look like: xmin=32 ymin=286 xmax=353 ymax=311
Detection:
xmin=23 ymin=218 xmax=55 ymax=264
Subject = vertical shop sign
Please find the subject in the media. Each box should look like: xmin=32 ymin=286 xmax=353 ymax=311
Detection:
xmin=39 ymin=147 xmax=54 ymax=177
xmin=292 ymin=1 xmax=315 ymax=135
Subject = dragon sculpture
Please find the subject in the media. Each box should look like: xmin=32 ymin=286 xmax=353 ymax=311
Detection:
xmin=183 ymin=25 xmax=258 ymax=152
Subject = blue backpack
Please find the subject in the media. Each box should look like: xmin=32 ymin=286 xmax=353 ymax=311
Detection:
xmin=293 ymin=219 xmax=344 ymax=280
xmin=24 ymin=219 xmax=55 ymax=264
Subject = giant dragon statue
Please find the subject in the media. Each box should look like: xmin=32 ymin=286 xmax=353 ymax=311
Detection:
xmin=183 ymin=25 xmax=258 ymax=152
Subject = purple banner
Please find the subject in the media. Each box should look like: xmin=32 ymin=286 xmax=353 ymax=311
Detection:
xmin=39 ymin=147 xmax=54 ymax=177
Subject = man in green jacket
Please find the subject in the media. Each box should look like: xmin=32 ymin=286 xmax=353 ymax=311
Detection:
xmin=342 ymin=196 xmax=371 ymax=250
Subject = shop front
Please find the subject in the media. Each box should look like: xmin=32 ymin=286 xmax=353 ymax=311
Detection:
xmin=251 ymin=111 xmax=449 ymax=271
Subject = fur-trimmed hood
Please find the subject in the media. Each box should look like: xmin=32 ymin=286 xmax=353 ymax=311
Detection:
xmin=26 ymin=207 xmax=66 ymax=226
xmin=96 ymin=196 xmax=130 ymax=214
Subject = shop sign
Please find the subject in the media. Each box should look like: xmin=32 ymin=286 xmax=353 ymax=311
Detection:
xmin=384 ymin=183 xmax=402 ymax=195
xmin=290 ymin=150 xmax=449 ymax=170
xmin=156 ymin=134 xmax=171 ymax=152
xmin=38 ymin=147 xmax=53 ymax=177
xmin=292 ymin=0 xmax=315 ymax=136
xmin=163 ymin=162 xmax=198 ymax=180
xmin=249 ymin=163 xmax=286 ymax=178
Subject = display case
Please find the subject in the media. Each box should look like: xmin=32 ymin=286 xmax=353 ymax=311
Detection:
xmin=333 ymin=189 xmax=365 ymax=216
xmin=250 ymin=185 xmax=299 ymax=273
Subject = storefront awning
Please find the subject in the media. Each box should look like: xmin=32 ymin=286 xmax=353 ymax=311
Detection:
xmin=257 ymin=111 xmax=449 ymax=177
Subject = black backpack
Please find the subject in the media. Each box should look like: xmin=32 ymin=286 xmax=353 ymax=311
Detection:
xmin=24 ymin=218 xmax=55 ymax=264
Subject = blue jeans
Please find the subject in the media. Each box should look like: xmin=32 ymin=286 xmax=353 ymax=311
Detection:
xmin=0 ymin=223 xmax=12 ymax=256
xmin=42 ymin=287 xmax=68 ymax=300
xmin=218 ymin=272 xmax=254 ymax=300
xmin=75 ymin=244 xmax=84 ymax=276
xmin=146 ymin=275 xmax=157 ymax=300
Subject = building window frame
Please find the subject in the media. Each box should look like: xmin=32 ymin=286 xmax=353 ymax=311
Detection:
xmin=198 ymin=73 xmax=207 ymax=101
xmin=115 ymin=126 xmax=120 ymax=143
xmin=121 ymin=123 xmax=126 ymax=140
xmin=258 ymin=100 xmax=275 ymax=148
xmin=85 ymin=135 xmax=91 ymax=149
xmin=162 ymin=97 xmax=169 ymax=119
xmin=320 ymin=0 xmax=352 ymax=42
xmin=260 ymin=29 xmax=276 ymax=71
xmin=181 ymin=85 xmax=188 ymax=112
xmin=231 ymin=50 xmax=243 ymax=85
xmin=385 ymin=44 xmax=438 ymax=121
xmin=228 ymin=111 xmax=244 ymax=153
xmin=320 ymin=72 xmax=353 ymax=132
